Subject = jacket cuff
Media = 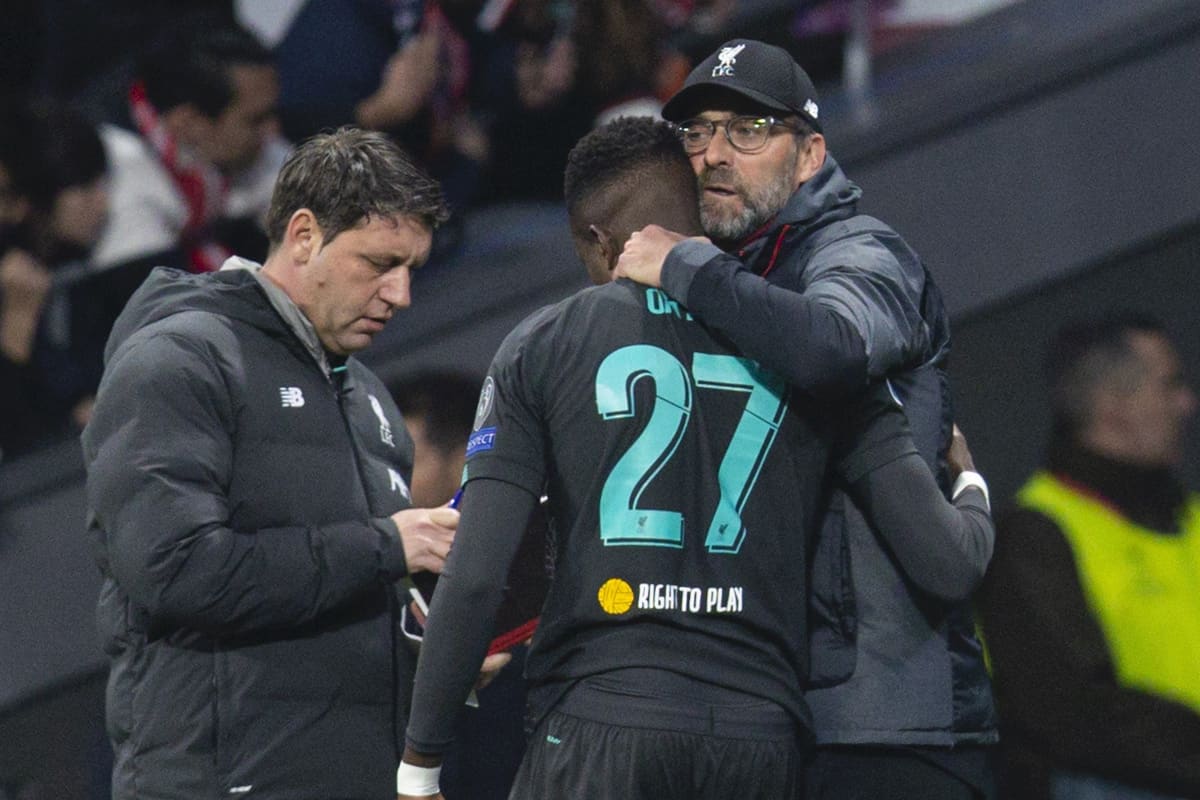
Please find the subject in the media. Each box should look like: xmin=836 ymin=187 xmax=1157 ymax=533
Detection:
xmin=662 ymin=239 xmax=724 ymax=308
xmin=373 ymin=517 xmax=409 ymax=579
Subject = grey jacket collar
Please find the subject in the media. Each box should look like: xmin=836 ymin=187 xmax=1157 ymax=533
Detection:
xmin=220 ymin=256 xmax=332 ymax=376
xmin=779 ymin=153 xmax=863 ymax=230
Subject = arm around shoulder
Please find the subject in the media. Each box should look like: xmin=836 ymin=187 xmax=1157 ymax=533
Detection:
xmin=661 ymin=240 xmax=868 ymax=398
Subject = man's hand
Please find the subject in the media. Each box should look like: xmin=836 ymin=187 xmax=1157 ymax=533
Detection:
xmin=514 ymin=37 xmax=575 ymax=110
xmin=614 ymin=224 xmax=701 ymax=288
xmin=475 ymin=651 xmax=513 ymax=691
xmin=946 ymin=424 xmax=976 ymax=479
xmin=391 ymin=506 xmax=458 ymax=574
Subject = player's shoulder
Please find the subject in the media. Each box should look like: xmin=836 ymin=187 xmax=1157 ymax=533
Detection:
xmin=504 ymin=283 xmax=637 ymax=343
xmin=561 ymin=280 xmax=653 ymax=324
xmin=499 ymin=282 xmax=663 ymax=371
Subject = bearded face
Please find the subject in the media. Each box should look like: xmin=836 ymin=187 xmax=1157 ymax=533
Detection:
xmin=696 ymin=143 xmax=801 ymax=243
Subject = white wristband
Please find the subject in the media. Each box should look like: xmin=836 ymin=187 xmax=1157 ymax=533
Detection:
xmin=396 ymin=761 xmax=441 ymax=796
xmin=952 ymin=470 xmax=990 ymax=512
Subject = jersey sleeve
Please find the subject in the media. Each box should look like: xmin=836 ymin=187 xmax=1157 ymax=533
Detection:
xmin=834 ymin=381 xmax=919 ymax=481
xmin=835 ymin=383 xmax=994 ymax=600
xmin=461 ymin=310 xmax=556 ymax=495
xmin=405 ymin=478 xmax=539 ymax=755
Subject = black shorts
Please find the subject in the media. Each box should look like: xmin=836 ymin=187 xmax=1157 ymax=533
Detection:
xmin=508 ymin=679 xmax=803 ymax=800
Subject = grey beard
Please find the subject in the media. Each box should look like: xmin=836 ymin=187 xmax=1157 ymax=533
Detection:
xmin=698 ymin=160 xmax=799 ymax=244
xmin=700 ymin=197 xmax=768 ymax=243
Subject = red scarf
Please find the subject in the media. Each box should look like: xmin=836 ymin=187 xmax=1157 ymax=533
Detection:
xmin=129 ymin=81 xmax=230 ymax=272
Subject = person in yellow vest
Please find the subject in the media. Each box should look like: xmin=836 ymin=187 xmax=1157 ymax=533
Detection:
xmin=979 ymin=312 xmax=1200 ymax=800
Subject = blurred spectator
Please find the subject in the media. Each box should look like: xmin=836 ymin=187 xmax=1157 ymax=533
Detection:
xmin=979 ymin=312 xmax=1200 ymax=800
xmin=260 ymin=0 xmax=598 ymax=209
xmin=90 ymin=20 xmax=286 ymax=276
xmin=392 ymin=370 xmax=484 ymax=508
xmin=0 ymin=1 xmax=236 ymax=107
xmin=240 ymin=0 xmax=702 ymax=209
xmin=390 ymin=369 xmax=530 ymax=800
xmin=572 ymin=0 xmax=667 ymax=126
xmin=244 ymin=0 xmax=439 ymax=142
xmin=472 ymin=1 xmax=596 ymax=205
xmin=239 ymin=0 xmax=486 ymax=216
xmin=789 ymin=0 xmax=1026 ymax=85
xmin=0 ymin=104 xmax=109 ymax=461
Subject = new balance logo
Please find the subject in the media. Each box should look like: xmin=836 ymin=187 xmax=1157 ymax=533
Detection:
xmin=279 ymin=387 xmax=305 ymax=408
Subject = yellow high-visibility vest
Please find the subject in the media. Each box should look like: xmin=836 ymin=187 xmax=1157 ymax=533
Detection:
xmin=1018 ymin=472 xmax=1200 ymax=713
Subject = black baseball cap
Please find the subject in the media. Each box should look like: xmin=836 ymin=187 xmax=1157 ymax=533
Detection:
xmin=661 ymin=39 xmax=822 ymax=132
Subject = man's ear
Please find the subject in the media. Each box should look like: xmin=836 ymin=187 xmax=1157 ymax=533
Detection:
xmin=285 ymin=209 xmax=321 ymax=264
xmin=589 ymin=224 xmax=618 ymax=271
xmin=794 ymin=133 xmax=827 ymax=187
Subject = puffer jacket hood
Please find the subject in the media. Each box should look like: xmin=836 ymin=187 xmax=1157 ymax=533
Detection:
xmin=735 ymin=154 xmax=862 ymax=252
xmin=104 ymin=266 xmax=286 ymax=364
xmin=778 ymin=154 xmax=863 ymax=230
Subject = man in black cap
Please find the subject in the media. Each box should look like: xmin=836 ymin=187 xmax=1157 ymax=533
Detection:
xmin=617 ymin=39 xmax=997 ymax=799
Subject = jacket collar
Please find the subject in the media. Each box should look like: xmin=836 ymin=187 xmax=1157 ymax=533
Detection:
xmin=220 ymin=256 xmax=334 ymax=377
xmin=1047 ymin=435 xmax=1187 ymax=532
xmin=736 ymin=153 xmax=863 ymax=255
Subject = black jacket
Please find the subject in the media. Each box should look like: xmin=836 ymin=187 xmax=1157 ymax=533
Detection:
xmin=661 ymin=154 xmax=996 ymax=746
xmin=83 ymin=264 xmax=416 ymax=799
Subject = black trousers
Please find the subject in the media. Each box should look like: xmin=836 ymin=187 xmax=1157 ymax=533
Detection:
xmin=508 ymin=680 xmax=803 ymax=800
xmin=806 ymin=745 xmax=996 ymax=800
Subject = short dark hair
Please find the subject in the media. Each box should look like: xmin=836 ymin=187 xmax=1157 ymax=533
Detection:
xmin=0 ymin=102 xmax=107 ymax=212
xmin=563 ymin=116 xmax=692 ymax=216
xmin=1047 ymin=311 xmax=1169 ymax=436
xmin=266 ymin=127 xmax=450 ymax=248
xmin=138 ymin=22 xmax=273 ymax=117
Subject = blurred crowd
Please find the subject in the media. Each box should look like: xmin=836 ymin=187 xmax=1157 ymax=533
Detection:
xmin=0 ymin=0 xmax=742 ymax=461
xmin=0 ymin=0 xmax=995 ymax=463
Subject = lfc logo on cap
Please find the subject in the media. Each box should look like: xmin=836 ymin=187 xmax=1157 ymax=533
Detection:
xmin=712 ymin=43 xmax=745 ymax=77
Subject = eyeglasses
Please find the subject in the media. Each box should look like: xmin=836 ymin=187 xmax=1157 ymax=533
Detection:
xmin=674 ymin=115 xmax=806 ymax=154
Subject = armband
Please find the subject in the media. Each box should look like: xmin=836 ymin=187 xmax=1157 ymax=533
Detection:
xmin=396 ymin=761 xmax=441 ymax=796
xmin=951 ymin=470 xmax=990 ymax=512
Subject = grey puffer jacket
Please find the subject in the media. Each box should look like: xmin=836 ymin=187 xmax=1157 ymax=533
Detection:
xmin=83 ymin=264 xmax=418 ymax=799
xmin=661 ymin=154 xmax=997 ymax=746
